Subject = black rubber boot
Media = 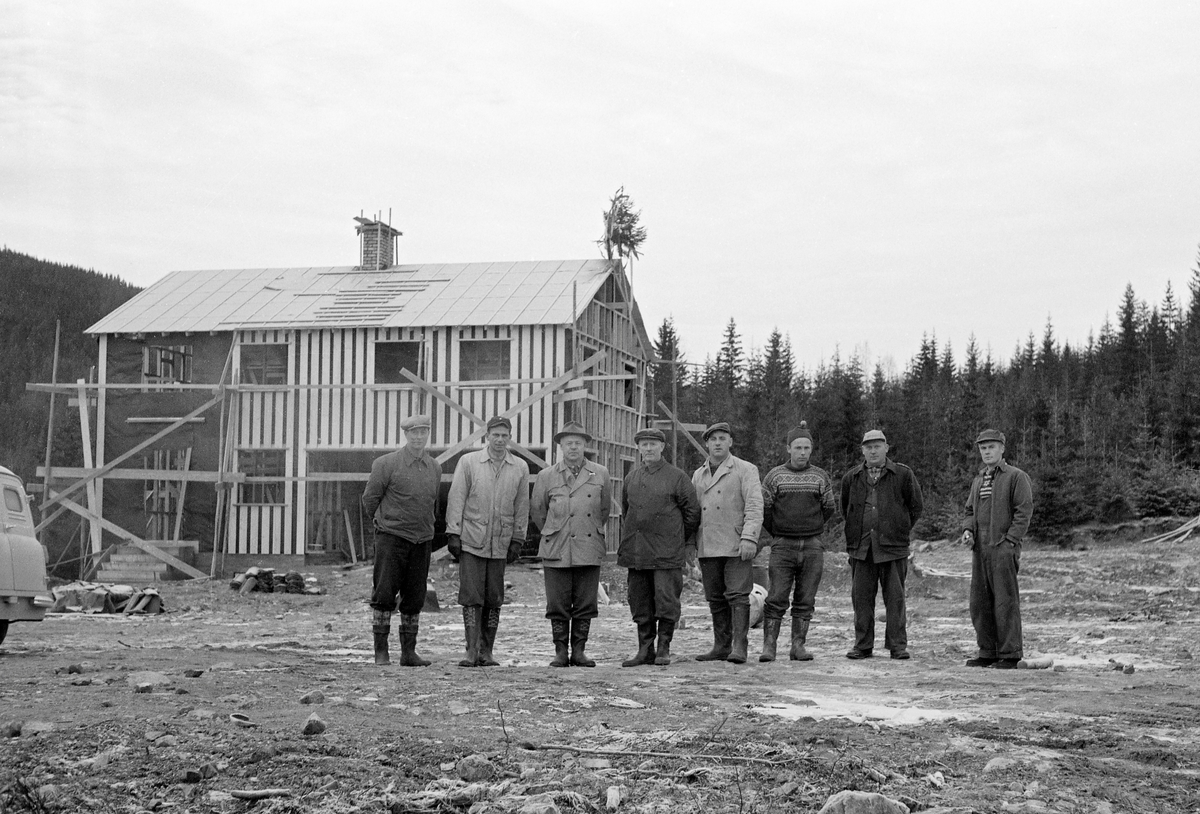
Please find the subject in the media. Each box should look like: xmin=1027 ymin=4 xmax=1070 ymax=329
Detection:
xmin=372 ymin=625 xmax=390 ymax=666
xmin=549 ymin=620 xmax=570 ymax=667
xmin=727 ymin=605 xmax=750 ymax=664
xmin=459 ymin=606 xmax=482 ymax=668
xmin=695 ymin=606 xmax=733 ymax=661
xmin=570 ymin=618 xmax=596 ymax=667
xmin=621 ymin=621 xmax=657 ymax=667
xmin=654 ymin=619 xmax=675 ymax=666
xmin=790 ymin=618 xmax=814 ymax=661
xmin=478 ymin=606 xmax=501 ymax=666
xmin=398 ymin=614 xmax=431 ymax=667
xmin=759 ymin=617 xmax=782 ymax=663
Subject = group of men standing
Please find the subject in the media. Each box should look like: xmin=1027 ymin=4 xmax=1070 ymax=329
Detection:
xmin=363 ymin=414 xmax=1033 ymax=671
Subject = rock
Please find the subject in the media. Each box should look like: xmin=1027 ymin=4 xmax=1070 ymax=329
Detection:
xmin=127 ymin=671 xmax=172 ymax=687
xmin=183 ymin=669 xmax=205 ymax=678
xmin=247 ymin=745 xmax=278 ymax=763
xmin=180 ymin=769 xmax=203 ymax=783
xmin=518 ymin=794 xmax=561 ymax=814
xmin=199 ymin=762 xmax=218 ymax=779
xmin=67 ymin=663 xmax=85 ymax=674
xmin=155 ymin=735 xmax=179 ymax=748
xmin=449 ymin=701 xmax=470 ymax=715
xmin=145 ymin=729 xmax=165 ymax=742
xmin=302 ymin=713 xmax=326 ymax=736
xmin=1122 ymin=664 xmax=1135 ymax=675
xmin=605 ymin=785 xmax=623 ymax=810
xmin=983 ymin=757 xmax=1018 ymax=773
xmin=300 ymin=690 xmax=325 ymax=705
xmin=818 ymin=790 xmax=910 ymax=814
xmin=134 ymin=683 xmax=155 ymax=694
xmin=324 ymin=622 xmax=333 ymax=631
xmin=456 ymin=753 xmax=495 ymax=782
xmin=189 ymin=709 xmax=216 ymax=720
xmin=34 ymin=784 xmax=60 ymax=801
xmin=21 ymin=721 xmax=54 ymax=737
xmin=925 ymin=771 xmax=945 ymax=788
xmin=3 ymin=721 xmax=23 ymax=738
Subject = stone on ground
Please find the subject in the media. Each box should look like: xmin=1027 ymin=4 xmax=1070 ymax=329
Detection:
xmin=818 ymin=790 xmax=910 ymax=814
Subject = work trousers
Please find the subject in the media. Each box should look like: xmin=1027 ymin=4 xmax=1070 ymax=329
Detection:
xmin=764 ymin=536 xmax=824 ymax=621
xmin=849 ymin=552 xmax=908 ymax=653
xmin=458 ymin=551 xmax=507 ymax=607
xmin=544 ymin=565 xmax=601 ymax=621
xmin=698 ymin=556 xmax=753 ymax=615
xmin=370 ymin=532 xmax=431 ymax=615
xmin=970 ymin=542 xmax=1023 ymax=660
xmin=626 ymin=568 xmax=683 ymax=624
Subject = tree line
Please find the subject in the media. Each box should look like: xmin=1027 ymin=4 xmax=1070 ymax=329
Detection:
xmin=650 ymin=252 xmax=1200 ymax=541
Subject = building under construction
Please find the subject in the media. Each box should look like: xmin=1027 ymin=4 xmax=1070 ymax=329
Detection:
xmin=31 ymin=217 xmax=655 ymax=580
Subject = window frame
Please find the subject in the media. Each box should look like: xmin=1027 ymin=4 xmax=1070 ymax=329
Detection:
xmin=237 ymin=449 xmax=287 ymax=505
xmin=239 ymin=344 xmax=289 ymax=386
xmin=374 ymin=340 xmax=424 ymax=383
xmin=458 ymin=339 xmax=512 ymax=383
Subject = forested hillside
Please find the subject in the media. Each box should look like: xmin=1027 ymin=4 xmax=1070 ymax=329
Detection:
xmin=0 ymin=248 xmax=140 ymax=481
xmin=653 ymin=250 xmax=1200 ymax=541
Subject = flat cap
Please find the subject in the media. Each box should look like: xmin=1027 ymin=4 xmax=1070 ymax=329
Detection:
xmin=400 ymin=414 xmax=431 ymax=430
xmin=553 ymin=421 xmax=593 ymax=444
xmin=634 ymin=427 xmax=666 ymax=443
xmin=861 ymin=429 xmax=888 ymax=444
xmin=486 ymin=415 xmax=512 ymax=432
xmin=702 ymin=421 xmax=733 ymax=441
xmin=975 ymin=428 xmax=1006 ymax=445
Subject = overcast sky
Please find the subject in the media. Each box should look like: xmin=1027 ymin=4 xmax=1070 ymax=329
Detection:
xmin=4 ymin=2 xmax=1199 ymax=374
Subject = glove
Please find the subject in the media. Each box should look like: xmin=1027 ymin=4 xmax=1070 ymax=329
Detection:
xmin=446 ymin=534 xmax=462 ymax=558
xmin=507 ymin=540 xmax=523 ymax=564
xmin=738 ymin=540 xmax=757 ymax=561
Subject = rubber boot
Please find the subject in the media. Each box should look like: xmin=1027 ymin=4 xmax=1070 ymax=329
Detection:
xmin=398 ymin=614 xmax=431 ymax=667
xmin=727 ymin=605 xmax=750 ymax=664
xmin=478 ymin=606 xmax=501 ymax=666
xmin=621 ymin=621 xmax=657 ymax=667
xmin=759 ymin=617 xmax=782 ymax=663
xmin=459 ymin=606 xmax=482 ymax=667
xmin=695 ymin=606 xmax=733 ymax=661
xmin=570 ymin=618 xmax=596 ymax=667
xmin=549 ymin=620 xmax=570 ymax=667
xmin=790 ymin=618 xmax=814 ymax=661
xmin=654 ymin=619 xmax=675 ymax=666
xmin=372 ymin=625 xmax=391 ymax=666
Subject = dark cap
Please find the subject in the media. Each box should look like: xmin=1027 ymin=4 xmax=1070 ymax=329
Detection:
xmin=634 ymin=427 xmax=666 ymax=444
xmin=861 ymin=429 xmax=888 ymax=444
xmin=702 ymin=421 xmax=733 ymax=441
xmin=400 ymin=414 xmax=431 ymax=431
xmin=975 ymin=428 xmax=1006 ymax=445
xmin=787 ymin=421 xmax=812 ymax=444
xmin=553 ymin=421 xmax=593 ymax=444
xmin=486 ymin=415 xmax=512 ymax=432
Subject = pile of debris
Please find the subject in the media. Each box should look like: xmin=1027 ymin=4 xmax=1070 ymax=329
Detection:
xmin=49 ymin=582 xmax=164 ymax=615
xmin=229 ymin=567 xmax=322 ymax=595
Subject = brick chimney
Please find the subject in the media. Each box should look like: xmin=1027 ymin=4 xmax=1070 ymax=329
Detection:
xmin=354 ymin=216 xmax=402 ymax=270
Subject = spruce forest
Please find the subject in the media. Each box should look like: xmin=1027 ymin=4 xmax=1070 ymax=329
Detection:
xmin=651 ymin=251 xmax=1200 ymax=541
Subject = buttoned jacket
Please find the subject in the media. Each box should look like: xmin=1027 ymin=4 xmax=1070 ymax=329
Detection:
xmin=446 ymin=449 xmax=531 ymax=559
xmin=964 ymin=461 xmax=1033 ymax=548
xmin=691 ymin=454 xmax=764 ymax=558
xmin=840 ymin=458 xmax=924 ymax=561
xmin=619 ymin=461 xmax=701 ymax=569
xmin=531 ymin=459 xmax=612 ymax=567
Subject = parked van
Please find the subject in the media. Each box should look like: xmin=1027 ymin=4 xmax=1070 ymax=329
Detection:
xmin=0 ymin=465 xmax=53 ymax=645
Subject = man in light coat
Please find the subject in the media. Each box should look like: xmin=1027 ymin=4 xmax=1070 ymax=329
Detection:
xmin=446 ymin=415 xmax=531 ymax=667
xmin=691 ymin=422 xmax=764 ymax=664
xmin=530 ymin=421 xmax=611 ymax=667
xmin=962 ymin=429 xmax=1034 ymax=670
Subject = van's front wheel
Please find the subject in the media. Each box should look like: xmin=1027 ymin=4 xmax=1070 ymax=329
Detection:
xmin=0 ymin=620 xmax=8 ymax=646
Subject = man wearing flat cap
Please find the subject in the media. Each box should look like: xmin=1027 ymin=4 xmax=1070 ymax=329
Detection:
xmin=690 ymin=421 xmax=764 ymax=664
xmin=840 ymin=429 xmax=924 ymax=660
xmin=446 ymin=415 xmax=531 ymax=667
xmin=619 ymin=426 xmax=701 ymax=667
xmin=759 ymin=421 xmax=838 ymax=662
xmin=962 ymin=429 xmax=1033 ymax=670
xmin=362 ymin=414 xmax=442 ymax=666
xmin=530 ymin=422 xmax=611 ymax=667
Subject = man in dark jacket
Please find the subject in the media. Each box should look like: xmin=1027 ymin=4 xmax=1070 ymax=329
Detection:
xmin=619 ymin=427 xmax=701 ymax=667
xmin=840 ymin=429 xmax=923 ymax=660
xmin=362 ymin=414 xmax=443 ymax=667
xmin=962 ymin=429 xmax=1034 ymax=670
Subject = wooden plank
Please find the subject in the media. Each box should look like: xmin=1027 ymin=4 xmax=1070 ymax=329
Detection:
xmin=434 ymin=351 xmax=605 ymax=465
xmin=39 ymin=393 xmax=224 ymax=518
xmin=656 ymin=400 xmax=709 ymax=459
xmin=343 ymin=508 xmax=357 ymax=564
xmin=51 ymin=491 xmax=209 ymax=580
xmin=173 ymin=447 xmax=192 ymax=542
xmin=76 ymin=380 xmax=103 ymax=556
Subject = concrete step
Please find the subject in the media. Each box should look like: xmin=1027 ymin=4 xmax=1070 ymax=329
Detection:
xmin=96 ymin=569 xmax=169 ymax=583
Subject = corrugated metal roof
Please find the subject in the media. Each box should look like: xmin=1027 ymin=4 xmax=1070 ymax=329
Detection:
xmin=86 ymin=260 xmax=617 ymax=334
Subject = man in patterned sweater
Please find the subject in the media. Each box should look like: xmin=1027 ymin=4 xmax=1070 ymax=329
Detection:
xmin=759 ymin=422 xmax=838 ymax=661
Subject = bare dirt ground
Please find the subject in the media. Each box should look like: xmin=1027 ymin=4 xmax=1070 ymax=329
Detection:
xmin=3 ymin=531 xmax=1199 ymax=814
